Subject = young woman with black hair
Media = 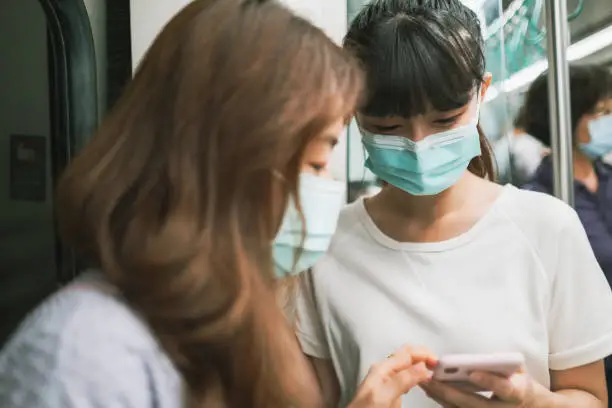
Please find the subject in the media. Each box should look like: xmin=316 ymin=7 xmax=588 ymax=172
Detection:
xmin=296 ymin=1 xmax=612 ymax=407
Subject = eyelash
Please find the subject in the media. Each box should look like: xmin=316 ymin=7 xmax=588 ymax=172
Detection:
xmin=310 ymin=163 xmax=324 ymax=172
xmin=435 ymin=116 xmax=460 ymax=125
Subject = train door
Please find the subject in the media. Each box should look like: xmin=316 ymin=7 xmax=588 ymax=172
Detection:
xmin=0 ymin=0 xmax=97 ymax=345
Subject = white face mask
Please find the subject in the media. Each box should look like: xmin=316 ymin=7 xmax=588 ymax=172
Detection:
xmin=272 ymin=173 xmax=345 ymax=277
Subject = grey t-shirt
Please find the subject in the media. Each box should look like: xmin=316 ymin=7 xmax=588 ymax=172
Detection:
xmin=0 ymin=272 xmax=184 ymax=408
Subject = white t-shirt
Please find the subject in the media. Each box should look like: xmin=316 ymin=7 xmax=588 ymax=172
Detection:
xmin=296 ymin=185 xmax=612 ymax=407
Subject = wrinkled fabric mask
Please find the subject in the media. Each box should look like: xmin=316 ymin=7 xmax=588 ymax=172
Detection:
xmin=360 ymin=99 xmax=482 ymax=196
xmin=273 ymin=173 xmax=345 ymax=277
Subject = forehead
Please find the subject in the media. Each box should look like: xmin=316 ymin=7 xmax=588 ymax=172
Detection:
xmin=315 ymin=118 xmax=345 ymax=143
xmin=357 ymin=91 xmax=478 ymax=121
xmin=596 ymin=98 xmax=612 ymax=109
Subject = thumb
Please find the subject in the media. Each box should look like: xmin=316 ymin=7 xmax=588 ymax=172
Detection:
xmin=388 ymin=362 xmax=433 ymax=397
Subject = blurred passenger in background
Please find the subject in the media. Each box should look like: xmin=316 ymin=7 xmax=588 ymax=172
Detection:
xmin=494 ymin=108 xmax=547 ymax=186
xmin=523 ymin=65 xmax=612 ymax=283
xmin=522 ymin=65 xmax=612 ymax=405
xmin=0 ymin=1 xmax=435 ymax=407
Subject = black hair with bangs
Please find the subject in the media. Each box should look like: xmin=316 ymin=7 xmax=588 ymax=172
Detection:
xmin=344 ymin=0 xmax=495 ymax=180
xmin=344 ymin=0 xmax=485 ymax=118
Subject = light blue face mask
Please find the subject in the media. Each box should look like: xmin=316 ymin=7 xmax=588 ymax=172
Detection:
xmin=360 ymin=100 xmax=482 ymax=196
xmin=273 ymin=173 xmax=345 ymax=277
xmin=582 ymin=114 xmax=612 ymax=159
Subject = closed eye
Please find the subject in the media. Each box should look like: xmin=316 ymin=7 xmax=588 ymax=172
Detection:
xmin=434 ymin=115 xmax=461 ymax=126
xmin=372 ymin=124 xmax=401 ymax=133
xmin=309 ymin=162 xmax=325 ymax=172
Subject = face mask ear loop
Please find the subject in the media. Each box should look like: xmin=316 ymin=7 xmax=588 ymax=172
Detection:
xmin=361 ymin=144 xmax=369 ymax=183
xmin=473 ymin=87 xmax=482 ymax=126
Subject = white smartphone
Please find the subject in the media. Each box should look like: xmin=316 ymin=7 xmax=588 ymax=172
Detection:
xmin=432 ymin=352 xmax=525 ymax=393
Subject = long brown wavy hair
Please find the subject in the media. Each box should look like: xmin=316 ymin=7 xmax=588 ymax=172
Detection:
xmin=55 ymin=0 xmax=363 ymax=406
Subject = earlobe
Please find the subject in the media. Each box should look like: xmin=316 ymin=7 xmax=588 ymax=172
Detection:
xmin=481 ymin=73 xmax=493 ymax=99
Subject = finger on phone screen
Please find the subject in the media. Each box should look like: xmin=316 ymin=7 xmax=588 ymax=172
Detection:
xmin=391 ymin=345 xmax=438 ymax=371
xmin=390 ymin=362 xmax=433 ymax=395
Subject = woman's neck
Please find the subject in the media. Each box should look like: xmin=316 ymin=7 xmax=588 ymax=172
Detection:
xmin=365 ymin=172 xmax=502 ymax=243
xmin=574 ymin=150 xmax=594 ymax=178
xmin=375 ymin=172 xmax=477 ymax=222
xmin=573 ymin=150 xmax=598 ymax=192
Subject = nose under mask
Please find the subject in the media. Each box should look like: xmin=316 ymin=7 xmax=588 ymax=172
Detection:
xmin=273 ymin=173 xmax=345 ymax=277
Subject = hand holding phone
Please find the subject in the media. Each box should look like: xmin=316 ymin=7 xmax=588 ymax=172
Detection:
xmin=432 ymin=352 xmax=525 ymax=393
xmin=349 ymin=345 xmax=437 ymax=408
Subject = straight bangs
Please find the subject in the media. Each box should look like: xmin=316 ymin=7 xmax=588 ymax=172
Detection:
xmin=354 ymin=14 xmax=484 ymax=118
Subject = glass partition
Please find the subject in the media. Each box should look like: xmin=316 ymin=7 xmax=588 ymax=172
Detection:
xmin=484 ymin=0 xmax=590 ymax=189
xmin=345 ymin=0 xmax=378 ymax=202
xmin=482 ymin=0 xmax=524 ymax=187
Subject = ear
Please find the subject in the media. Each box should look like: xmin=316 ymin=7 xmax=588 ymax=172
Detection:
xmin=480 ymin=73 xmax=493 ymax=100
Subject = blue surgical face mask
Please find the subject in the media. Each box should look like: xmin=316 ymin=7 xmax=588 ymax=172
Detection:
xmin=360 ymin=99 xmax=482 ymax=196
xmin=273 ymin=173 xmax=345 ymax=277
xmin=582 ymin=114 xmax=612 ymax=159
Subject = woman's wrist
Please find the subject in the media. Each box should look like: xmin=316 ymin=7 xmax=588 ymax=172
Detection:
xmin=528 ymin=382 xmax=559 ymax=408
xmin=530 ymin=385 xmax=602 ymax=408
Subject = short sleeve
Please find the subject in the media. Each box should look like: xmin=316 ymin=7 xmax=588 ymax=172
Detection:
xmin=547 ymin=208 xmax=612 ymax=370
xmin=295 ymin=269 xmax=331 ymax=359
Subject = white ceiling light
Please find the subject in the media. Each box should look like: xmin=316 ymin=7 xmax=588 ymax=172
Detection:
xmin=486 ymin=24 xmax=612 ymax=102
xmin=500 ymin=60 xmax=548 ymax=94
xmin=567 ymin=24 xmax=612 ymax=61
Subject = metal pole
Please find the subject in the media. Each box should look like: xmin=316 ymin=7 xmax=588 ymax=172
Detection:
xmin=545 ymin=0 xmax=574 ymax=206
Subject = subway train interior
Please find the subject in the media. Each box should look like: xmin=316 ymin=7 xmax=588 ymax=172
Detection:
xmin=0 ymin=0 xmax=611 ymax=357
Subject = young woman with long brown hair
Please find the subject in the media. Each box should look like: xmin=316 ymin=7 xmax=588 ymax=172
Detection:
xmin=0 ymin=0 xmax=437 ymax=407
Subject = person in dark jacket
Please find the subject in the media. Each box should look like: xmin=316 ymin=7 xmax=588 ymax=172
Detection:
xmin=523 ymin=65 xmax=612 ymax=282
xmin=522 ymin=64 xmax=612 ymax=405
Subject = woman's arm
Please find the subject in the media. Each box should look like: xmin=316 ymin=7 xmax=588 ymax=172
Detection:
xmin=539 ymin=204 xmax=612 ymax=407
xmin=308 ymin=356 xmax=341 ymax=408
xmin=541 ymin=360 xmax=607 ymax=407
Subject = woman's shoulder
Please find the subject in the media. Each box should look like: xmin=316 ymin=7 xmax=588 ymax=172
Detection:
xmin=498 ymin=185 xmax=580 ymax=236
xmin=0 ymin=273 xmax=182 ymax=407
xmin=4 ymin=273 xmax=156 ymax=351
